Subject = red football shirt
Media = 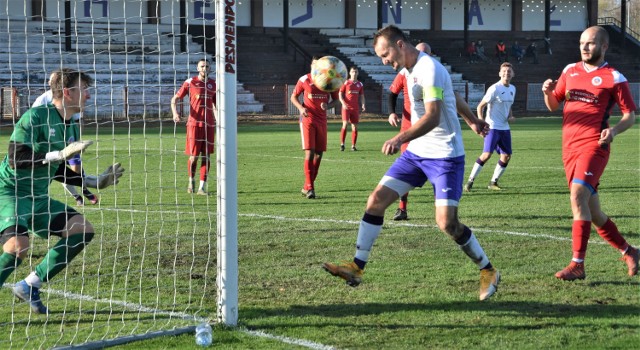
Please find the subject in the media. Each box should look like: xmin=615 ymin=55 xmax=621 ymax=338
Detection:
xmin=292 ymin=74 xmax=338 ymax=124
xmin=339 ymin=79 xmax=364 ymax=110
xmin=175 ymin=76 xmax=217 ymax=127
xmin=552 ymin=62 xmax=636 ymax=152
xmin=389 ymin=71 xmax=412 ymax=131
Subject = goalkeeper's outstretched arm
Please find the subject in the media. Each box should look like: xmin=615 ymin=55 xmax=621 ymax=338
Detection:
xmin=9 ymin=140 xmax=93 ymax=167
xmin=52 ymin=164 xmax=84 ymax=186
xmin=84 ymin=163 xmax=125 ymax=189
xmin=8 ymin=142 xmax=49 ymax=169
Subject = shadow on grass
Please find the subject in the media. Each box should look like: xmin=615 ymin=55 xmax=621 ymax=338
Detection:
xmin=243 ymin=299 xmax=640 ymax=323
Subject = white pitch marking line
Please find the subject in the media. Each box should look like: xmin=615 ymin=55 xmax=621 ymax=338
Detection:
xmin=3 ymin=287 xmax=336 ymax=350
xmin=5 ymin=210 xmax=615 ymax=350
xmin=240 ymin=213 xmax=609 ymax=245
xmin=78 ymin=208 xmax=610 ymax=246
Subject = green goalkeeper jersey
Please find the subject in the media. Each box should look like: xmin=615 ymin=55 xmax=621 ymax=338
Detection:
xmin=0 ymin=104 xmax=80 ymax=196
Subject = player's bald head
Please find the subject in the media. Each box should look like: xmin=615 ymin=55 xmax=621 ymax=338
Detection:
xmin=583 ymin=26 xmax=609 ymax=45
xmin=415 ymin=42 xmax=431 ymax=55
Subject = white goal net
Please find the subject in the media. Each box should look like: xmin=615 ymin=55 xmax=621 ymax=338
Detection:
xmin=0 ymin=0 xmax=233 ymax=348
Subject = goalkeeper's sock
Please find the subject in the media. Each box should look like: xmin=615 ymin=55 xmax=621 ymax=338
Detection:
xmin=199 ymin=180 xmax=206 ymax=191
xmin=24 ymin=271 xmax=42 ymax=288
xmin=35 ymin=232 xmax=94 ymax=282
xmin=0 ymin=253 xmax=21 ymax=286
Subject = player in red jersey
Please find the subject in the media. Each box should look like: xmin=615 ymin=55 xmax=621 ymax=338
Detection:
xmin=388 ymin=42 xmax=481 ymax=220
xmin=542 ymin=26 xmax=638 ymax=281
xmin=387 ymin=62 xmax=412 ymax=220
xmin=291 ymin=58 xmax=340 ymax=199
xmin=171 ymin=59 xmax=217 ymax=195
xmin=339 ymin=67 xmax=366 ymax=151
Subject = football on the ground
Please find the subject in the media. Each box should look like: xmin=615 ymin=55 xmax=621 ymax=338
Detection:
xmin=311 ymin=56 xmax=348 ymax=92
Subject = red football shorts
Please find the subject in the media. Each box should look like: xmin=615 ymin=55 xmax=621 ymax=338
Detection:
xmin=299 ymin=121 xmax=327 ymax=152
xmin=185 ymin=124 xmax=215 ymax=156
xmin=341 ymin=108 xmax=360 ymax=124
xmin=562 ymin=147 xmax=609 ymax=191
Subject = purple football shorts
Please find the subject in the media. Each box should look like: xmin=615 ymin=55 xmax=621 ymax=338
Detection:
xmin=483 ymin=129 xmax=512 ymax=155
xmin=380 ymin=151 xmax=465 ymax=207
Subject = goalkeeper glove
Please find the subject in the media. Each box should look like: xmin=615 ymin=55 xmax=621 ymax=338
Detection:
xmin=43 ymin=140 xmax=93 ymax=164
xmin=85 ymin=163 xmax=125 ymax=189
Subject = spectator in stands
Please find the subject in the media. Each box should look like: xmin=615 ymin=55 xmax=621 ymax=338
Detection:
xmin=510 ymin=41 xmax=524 ymax=63
xmin=495 ymin=40 xmax=507 ymax=62
xmin=525 ymin=42 xmax=539 ymax=64
xmin=466 ymin=41 xmax=480 ymax=63
xmin=339 ymin=67 xmax=366 ymax=151
xmin=475 ymin=40 xmax=490 ymax=63
xmin=32 ymin=71 xmax=99 ymax=207
xmin=171 ymin=59 xmax=217 ymax=195
xmin=290 ymin=58 xmax=340 ymax=199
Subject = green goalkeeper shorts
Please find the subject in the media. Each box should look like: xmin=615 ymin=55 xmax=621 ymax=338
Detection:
xmin=0 ymin=188 xmax=73 ymax=239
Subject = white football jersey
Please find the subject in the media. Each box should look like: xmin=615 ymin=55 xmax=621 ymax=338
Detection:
xmin=405 ymin=52 xmax=464 ymax=159
xmin=481 ymin=82 xmax=516 ymax=130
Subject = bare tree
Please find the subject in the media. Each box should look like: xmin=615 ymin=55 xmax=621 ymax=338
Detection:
xmin=599 ymin=0 xmax=640 ymax=35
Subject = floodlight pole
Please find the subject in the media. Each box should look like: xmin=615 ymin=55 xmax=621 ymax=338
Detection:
xmin=216 ymin=0 xmax=238 ymax=326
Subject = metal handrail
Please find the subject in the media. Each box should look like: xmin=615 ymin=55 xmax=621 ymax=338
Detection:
xmin=597 ymin=17 xmax=640 ymax=42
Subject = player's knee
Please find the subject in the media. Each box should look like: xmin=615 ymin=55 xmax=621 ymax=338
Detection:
xmin=1 ymin=226 xmax=30 ymax=258
xmin=366 ymin=188 xmax=395 ymax=214
xmin=436 ymin=216 xmax=458 ymax=236
xmin=82 ymin=231 xmax=95 ymax=244
xmin=70 ymin=231 xmax=95 ymax=245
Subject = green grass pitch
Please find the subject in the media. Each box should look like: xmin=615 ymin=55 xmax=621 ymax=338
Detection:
xmin=0 ymin=116 xmax=638 ymax=349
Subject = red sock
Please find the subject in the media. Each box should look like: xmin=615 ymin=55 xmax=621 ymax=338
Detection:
xmin=304 ymin=159 xmax=313 ymax=190
xmin=340 ymin=128 xmax=346 ymax=145
xmin=595 ymin=218 xmax=629 ymax=252
xmin=572 ymin=220 xmax=591 ymax=260
xmin=200 ymin=157 xmax=209 ymax=181
xmin=311 ymin=158 xmax=322 ymax=183
xmin=399 ymin=193 xmax=408 ymax=210
xmin=352 ymin=130 xmax=358 ymax=146
xmin=188 ymin=158 xmax=197 ymax=178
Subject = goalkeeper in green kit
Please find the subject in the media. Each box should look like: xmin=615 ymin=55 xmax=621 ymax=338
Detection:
xmin=0 ymin=68 xmax=124 ymax=314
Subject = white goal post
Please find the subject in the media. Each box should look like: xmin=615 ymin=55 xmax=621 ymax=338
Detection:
xmin=0 ymin=0 xmax=237 ymax=348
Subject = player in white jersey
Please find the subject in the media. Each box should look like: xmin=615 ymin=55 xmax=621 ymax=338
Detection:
xmin=465 ymin=62 xmax=516 ymax=191
xmin=323 ymin=25 xmax=500 ymax=301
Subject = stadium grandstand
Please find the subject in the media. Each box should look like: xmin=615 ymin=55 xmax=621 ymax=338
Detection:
xmin=1 ymin=0 xmax=638 ymax=120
